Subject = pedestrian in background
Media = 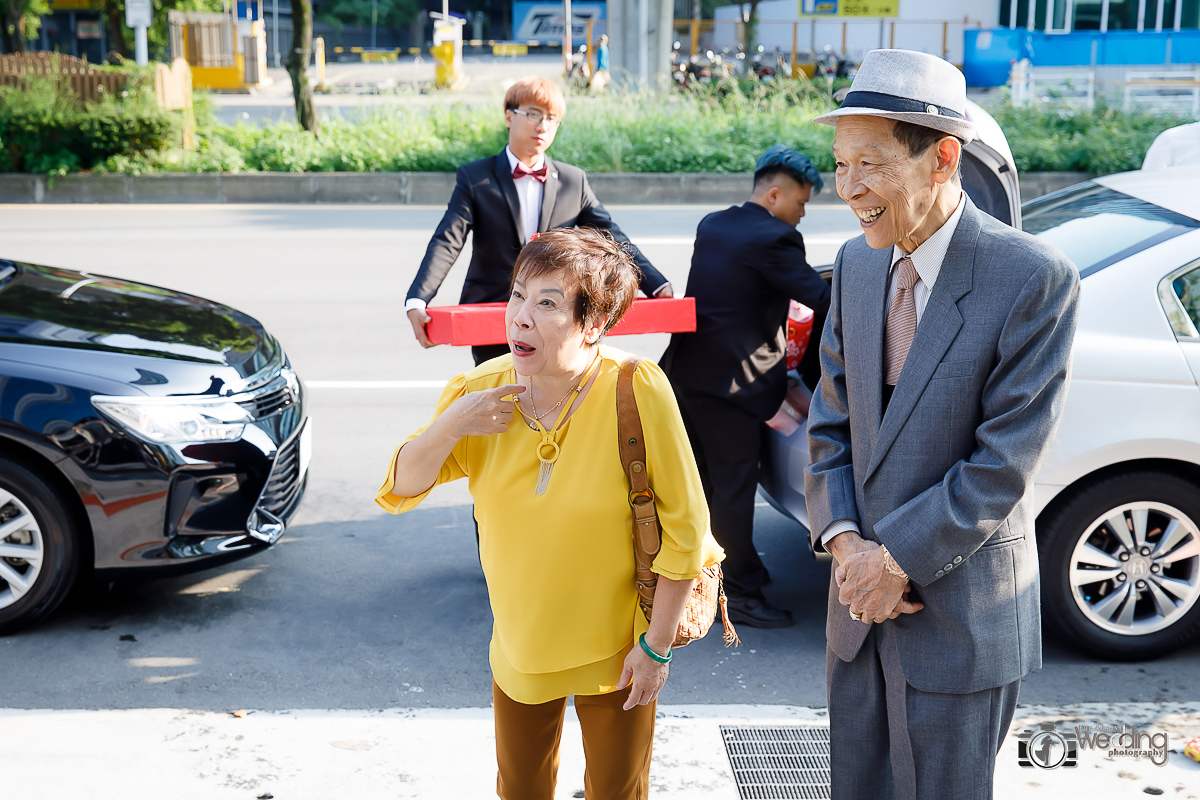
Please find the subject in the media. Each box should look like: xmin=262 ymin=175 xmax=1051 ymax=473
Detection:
xmin=591 ymin=34 xmax=611 ymax=91
xmin=379 ymin=228 xmax=722 ymax=800
xmin=405 ymin=76 xmax=670 ymax=366
xmin=660 ymin=145 xmax=830 ymax=628
xmin=805 ymin=49 xmax=1079 ymax=799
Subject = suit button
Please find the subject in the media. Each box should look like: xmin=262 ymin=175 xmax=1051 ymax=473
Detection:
xmin=953 ymin=556 xmax=963 ymax=565
xmin=943 ymin=563 xmax=954 ymax=571
xmin=935 ymin=569 xmax=945 ymax=578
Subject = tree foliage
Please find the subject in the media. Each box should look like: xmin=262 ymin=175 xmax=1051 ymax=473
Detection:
xmin=0 ymin=0 xmax=50 ymax=53
xmin=318 ymin=0 xmax=417 ymax=31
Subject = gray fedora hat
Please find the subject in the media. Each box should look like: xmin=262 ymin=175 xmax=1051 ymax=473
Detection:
xmin=813 ymin=49 xmax=977 ymax=141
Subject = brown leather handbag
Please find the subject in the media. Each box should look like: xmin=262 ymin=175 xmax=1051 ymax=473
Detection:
xmin=617 ymin=356 xmax=739 ymax=648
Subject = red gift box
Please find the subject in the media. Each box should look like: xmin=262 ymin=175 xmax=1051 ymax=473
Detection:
xmin=426 ymin=298 xmax=697 ymax=346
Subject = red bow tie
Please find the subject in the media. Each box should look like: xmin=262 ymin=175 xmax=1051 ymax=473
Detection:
xmin=512 ymin=163 xmax=549 ymax=183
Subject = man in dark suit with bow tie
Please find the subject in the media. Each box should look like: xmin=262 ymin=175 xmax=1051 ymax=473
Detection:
xmin=405 ymin=76 xmax=671 ymax=365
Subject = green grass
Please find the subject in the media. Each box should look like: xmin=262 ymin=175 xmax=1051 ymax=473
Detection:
xmin=2 ymin=78 xmax=1194 ymax=176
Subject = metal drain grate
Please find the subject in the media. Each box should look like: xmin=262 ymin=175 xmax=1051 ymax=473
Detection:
xmin=720 ymin=724 xmax=832 ymax=800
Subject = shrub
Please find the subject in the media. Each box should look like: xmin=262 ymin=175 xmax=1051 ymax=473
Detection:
xmin=987 ymin=101 xmax=1185 ymax=174
xmin=0 ymin=72 xmax=176 ymax=175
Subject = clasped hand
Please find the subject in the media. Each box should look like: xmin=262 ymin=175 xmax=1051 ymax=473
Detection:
xmin=830 ymin=534 xmax=924 ymax=624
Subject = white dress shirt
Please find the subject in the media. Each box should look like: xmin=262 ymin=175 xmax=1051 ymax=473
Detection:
xmin=819 ymin=194 xmax=966 ymax=550
xmin=504 ymin=145 xmax=547 ymax=245
xmin=404 ymin=147 xmax=546 ymax=314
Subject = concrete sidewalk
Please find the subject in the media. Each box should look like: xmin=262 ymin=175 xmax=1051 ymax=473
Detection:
xmin=9 ymin=702 xmax=1199 ymax=799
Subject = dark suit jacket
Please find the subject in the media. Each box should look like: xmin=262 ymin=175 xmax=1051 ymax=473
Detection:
xmin=407 ymin=150 xmax=667 ymax=305
xmin=660 ymin=202 xmax=831 ymax=421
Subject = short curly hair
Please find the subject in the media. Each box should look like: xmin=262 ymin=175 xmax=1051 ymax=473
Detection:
xmin=510 ymin=228 xmax=640 ymax=337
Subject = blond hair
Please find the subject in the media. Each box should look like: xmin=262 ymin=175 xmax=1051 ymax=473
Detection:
xmin=503 ymin=77 xmax=566 ymax=119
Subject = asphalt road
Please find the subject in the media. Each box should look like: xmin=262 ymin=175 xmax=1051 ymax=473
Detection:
xmin=1 ymin=203 xmax=1197 ymax=713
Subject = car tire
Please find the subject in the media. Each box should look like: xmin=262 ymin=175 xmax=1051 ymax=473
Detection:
xmin=0 ymin=457 xmax=81 ymax=635
xmin=1039 ymin=470 xmax=1200 ymax=661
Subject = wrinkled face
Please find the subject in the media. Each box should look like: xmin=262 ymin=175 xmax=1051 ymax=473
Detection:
xmin=506 ymin=272 xmax=602 ymax=378
xmin=504 ymin=103 xmax=561 ymax=162
xmin=832 ymin=116 xmax=939 ymax=250
xmin=769 ymin=177 xmax=814 ymax=228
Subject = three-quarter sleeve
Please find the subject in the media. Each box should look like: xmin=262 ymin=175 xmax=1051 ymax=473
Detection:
xmin=374 ymin=374 xmax=470 ymax=514
xmin=632 ymin=361 xmax=724 ymax=580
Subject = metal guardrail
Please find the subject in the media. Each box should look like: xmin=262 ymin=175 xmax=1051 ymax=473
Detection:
xmin=1124 ymin=67 xmax=1200 ymax=115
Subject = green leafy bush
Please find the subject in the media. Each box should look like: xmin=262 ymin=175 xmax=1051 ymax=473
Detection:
xmin=1 ymin=75 xmax=1193 ymax=176
xmin=988 ymin=101 xmax=1184 ymax=174
xmin=0 ymin=72 xmax=176 ymax=175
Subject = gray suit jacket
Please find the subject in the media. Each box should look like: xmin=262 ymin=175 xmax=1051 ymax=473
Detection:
xmin=804 ymin=198 xmax=1080 ymax=694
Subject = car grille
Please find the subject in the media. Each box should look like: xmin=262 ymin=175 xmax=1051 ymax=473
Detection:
xmin=259 ymin=432 xmax=304 ymax=520
xmin=242 ymin=385 xmax=294 ymax=419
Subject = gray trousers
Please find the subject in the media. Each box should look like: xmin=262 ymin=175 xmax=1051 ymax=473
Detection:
xmin=826 ymin=624 xmax=1020 ymax=800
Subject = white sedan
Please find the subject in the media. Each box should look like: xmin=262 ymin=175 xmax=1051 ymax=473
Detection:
xmin=761 ymin=168 xmax=1200 ymax=661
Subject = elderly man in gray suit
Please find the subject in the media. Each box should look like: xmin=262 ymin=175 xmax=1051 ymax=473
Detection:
xmin=803 ymin=50 xmax=1080 ymax=799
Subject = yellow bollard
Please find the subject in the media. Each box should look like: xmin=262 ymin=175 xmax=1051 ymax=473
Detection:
xmin=314 ymin=36 xmax=327 ymax=92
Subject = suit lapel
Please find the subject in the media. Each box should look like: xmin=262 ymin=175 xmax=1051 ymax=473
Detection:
xmin=865 ymin=199 xmax=981 ymax=481
xmin=538 ymin=157 xmax=560 ymax=232
xmin=492 ymin=151 xmax=525 ymax=246
xmin=853 ymin=245 xmax=891 ymax=438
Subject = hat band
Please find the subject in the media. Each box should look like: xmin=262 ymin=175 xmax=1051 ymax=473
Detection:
xmin=841 ymin=91 xmax=965 ymax=121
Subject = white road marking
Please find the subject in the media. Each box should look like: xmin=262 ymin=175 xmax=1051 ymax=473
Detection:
xmin=307 ymin=380 xmax=447 ymax=389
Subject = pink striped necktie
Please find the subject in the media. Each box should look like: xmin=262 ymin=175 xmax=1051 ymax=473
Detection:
xmin=884 ymin=256 xmax=920 ymax=386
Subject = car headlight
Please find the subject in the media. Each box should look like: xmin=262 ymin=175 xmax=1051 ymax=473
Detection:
xmin=91 ymin=396 xmax=253 ymax=444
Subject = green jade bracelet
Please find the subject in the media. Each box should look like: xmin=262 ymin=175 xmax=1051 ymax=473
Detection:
xmin=638 ymin=633 xmax=672 ymax=664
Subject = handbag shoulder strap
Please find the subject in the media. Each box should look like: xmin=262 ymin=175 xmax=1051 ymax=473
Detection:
xmin=617 ymin=355 xmax=661 ymax=615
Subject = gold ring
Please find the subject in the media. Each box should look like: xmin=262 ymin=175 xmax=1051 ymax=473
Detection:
xmin=849 ymin=610 xmax=862 ymax=621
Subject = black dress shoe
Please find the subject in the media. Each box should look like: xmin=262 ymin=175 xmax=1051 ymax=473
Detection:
xmin=725 ymin=595 xmax=794 ymax=628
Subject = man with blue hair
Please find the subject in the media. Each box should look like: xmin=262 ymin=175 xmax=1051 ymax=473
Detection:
xmin=661 ymin=145 xmax=830 ymax=627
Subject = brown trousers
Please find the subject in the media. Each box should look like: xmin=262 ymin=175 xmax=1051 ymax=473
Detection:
xmin=492 ymin=680 xmax=657 ymax=800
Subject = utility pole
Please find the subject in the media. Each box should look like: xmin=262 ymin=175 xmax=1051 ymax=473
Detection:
xmin=371 ymin=0 xmax=378 ymax=48
xmin=563 ymin=0 xmax=572 ymax=74
xmin=125 ymin=0 xmax=151 ymax=65
xmin=273 ymin=0 xmax=280 ymax=67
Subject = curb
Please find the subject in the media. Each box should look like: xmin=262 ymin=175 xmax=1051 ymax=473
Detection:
xmin=0 ymin=171 xmax=1091 ymax=205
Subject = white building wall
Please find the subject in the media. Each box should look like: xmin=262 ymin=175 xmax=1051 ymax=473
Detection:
xmin=711 ymin=0 xmax=999 ymax=63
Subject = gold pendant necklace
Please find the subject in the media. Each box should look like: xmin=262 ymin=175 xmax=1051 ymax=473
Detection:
xmin=517 ymin=355 xmax=601 ymax=497
xmin=527 ymin=375 xmax=581 ymax=422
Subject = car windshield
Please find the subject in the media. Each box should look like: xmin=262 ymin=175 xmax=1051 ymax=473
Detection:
xmin=1021 ymin=183 xmax=1199 ymax=278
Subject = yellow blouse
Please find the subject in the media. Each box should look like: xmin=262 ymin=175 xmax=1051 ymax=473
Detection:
xmin=375 ymin=345 xmax=723 ymax=704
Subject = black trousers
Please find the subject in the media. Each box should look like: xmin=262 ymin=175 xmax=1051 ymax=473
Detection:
xmin=674 ymin=390 xmax=767 ymax=599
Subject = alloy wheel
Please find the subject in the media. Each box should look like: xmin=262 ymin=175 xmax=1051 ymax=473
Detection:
xmin=0 ymin=487 xmax=44 ymax=610
xmin=1070 ymin=501 xmax=1200 ymax=636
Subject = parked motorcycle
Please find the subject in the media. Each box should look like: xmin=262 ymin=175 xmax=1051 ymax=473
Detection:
xmin=817 ymin=45 xmax=858 ymax=80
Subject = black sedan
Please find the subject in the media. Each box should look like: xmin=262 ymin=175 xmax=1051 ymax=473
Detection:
xmin=0 ymin=259 xmax=308 ymax=633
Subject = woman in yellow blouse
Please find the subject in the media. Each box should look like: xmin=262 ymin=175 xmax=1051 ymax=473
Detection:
xmin=376 ymin=228 xmax=722 ymax=799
